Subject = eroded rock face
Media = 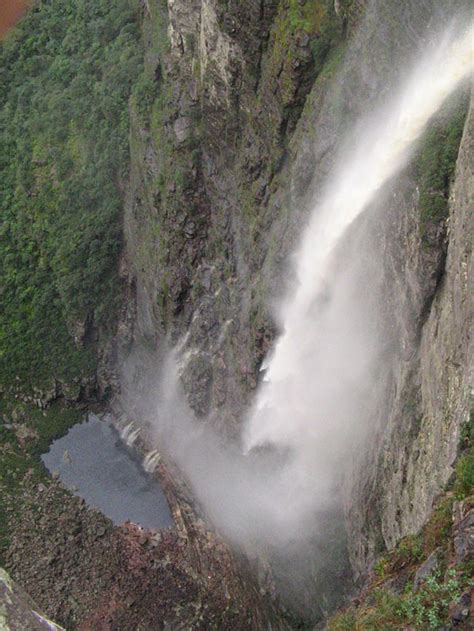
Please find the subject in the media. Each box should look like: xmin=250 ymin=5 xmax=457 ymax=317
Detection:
xmin=119 ymin=0 xmax=345 ymax=433
xmin=121 ymin=0 xmax=470 ymax=427
xmin=0 ymin=568 xmax=64 ymax=630
xmin=345 ymin=92 xmax=473 ymax=577
xmin=394 ymin=96 xmax=472 ymax=540
xmin=115 ymin=0 xmax=472 ymax=614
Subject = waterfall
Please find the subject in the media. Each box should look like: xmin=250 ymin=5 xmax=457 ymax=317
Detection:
xmin=120 ymin=422 xmax=141 ymax=447
xmin=129 ymin=20 xmax=473 ymax=551
xmin=143 ymin=450 xmax=162 ymax=473
xmin=243 ymin=24 xmax=473 ymax=455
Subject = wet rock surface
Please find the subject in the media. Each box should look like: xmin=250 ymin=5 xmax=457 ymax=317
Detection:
xmin=115 ymin=0 xmax=473 ymax=619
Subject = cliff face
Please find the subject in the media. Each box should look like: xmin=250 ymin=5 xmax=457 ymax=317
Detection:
xmin=345 ymin=94 xmax=473 ymax=578
xmin=117 ymin=0 xmax=472 ymax=591
xmin=118 ymin=0 xmax=350 ymax=431
xmin=1 ymin=0 xmax=472 ymax=627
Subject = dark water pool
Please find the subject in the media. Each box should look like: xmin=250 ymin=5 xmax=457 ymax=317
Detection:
xmin=42 ymin=414 xmax=173 ymax=529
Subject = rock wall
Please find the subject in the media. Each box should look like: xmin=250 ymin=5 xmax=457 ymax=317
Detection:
xmin=344 ymin=89 xmax=473 ymax=578
xmin=118 ymin=0 xmax=349 ymax=433
xmin=115 ymin=0 xmax=472 ymax=606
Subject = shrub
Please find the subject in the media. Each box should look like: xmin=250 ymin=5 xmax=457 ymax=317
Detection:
xmin=0 ymin=0 xmax=144 ymax=390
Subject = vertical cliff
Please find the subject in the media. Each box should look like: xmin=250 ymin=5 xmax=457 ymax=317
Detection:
xmin=117 ymin=0 xmax=472 ymax=616
xmin=118 ymin=0 xmax=351 ymax=432
xmin=327 ymin=87 xmax=473 ymax=631
xmin=1 ymin=0 xmax=472 ymax=627
xmin=344 ymin=93 xmax=473 ymax=578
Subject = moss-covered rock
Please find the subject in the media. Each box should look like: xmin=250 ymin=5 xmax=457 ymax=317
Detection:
xmin=415 ymin=95 xmax=469 ymax=243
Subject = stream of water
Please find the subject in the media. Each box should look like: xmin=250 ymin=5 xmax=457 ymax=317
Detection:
xmin=243 ymin=24 xmax=474 ymax=455
xmin=135 ymin=21 xmax=474 ymax=548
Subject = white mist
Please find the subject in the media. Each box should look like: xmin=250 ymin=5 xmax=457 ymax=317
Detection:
xmin=243 ymin=25 xmax=473 ymax=456
xmin=129 ymin=22 xmax=473 ymax=551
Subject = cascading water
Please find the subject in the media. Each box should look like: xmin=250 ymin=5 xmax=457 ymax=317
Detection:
xmin=143 ymin=449 xmax=162 ymax=473
xmin=125 ymin=20 xmax=473 ymax=552
xmin=243 ymin=24 xmax=473 ymax=456
xmin=109 ymin=12 xmax=474 ymax=623
xmin=120 ymin=421 xmax=141 ymax=447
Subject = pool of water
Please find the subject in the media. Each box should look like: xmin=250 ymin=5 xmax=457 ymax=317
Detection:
xmin=42 ymin=414 xmax=173 ymax=530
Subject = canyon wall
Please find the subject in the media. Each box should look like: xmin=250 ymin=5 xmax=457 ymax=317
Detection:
xmin=1 ymin=0 xmax=472 ymax=626
xmin=117 ymin=0 xmax=472 ymax=583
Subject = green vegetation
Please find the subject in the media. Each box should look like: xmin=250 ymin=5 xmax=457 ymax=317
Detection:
xmin=286 ymin=0 xmax=347 ymax=77
xmin=416 ymin=96 xmax=468 ymax=240
xmin=328 ymin=408 xmax=474 ymax=630
xmin=452 ymin=410 xmax=474 ymax=499
xmin=271 ymin=0 xmax=343 ymax=106
xmin=286 ymin=0 xmax=327 ymax=33
xmin=329 ymin=547 xmax=471 ymax=631
xmin=399 ymin=570 xmax=461 ymax=629
xmin=329 ymin=570 xmax=465 ymax=630
xmin=0 ymin=397 xmax=81 ymax=564
xmin=0 ymin=0 xmax=144 ymax=391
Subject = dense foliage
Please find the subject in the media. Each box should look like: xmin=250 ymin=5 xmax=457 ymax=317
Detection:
xmin=416 ymin=95 xmax=468 ymax=240
xmin=0 ymin=0 xmax=143 ymax=390
xmin=328 ymin=411 xmax=474 ymax=631
xmin=0 ymin=396 xmax=81 ymax=564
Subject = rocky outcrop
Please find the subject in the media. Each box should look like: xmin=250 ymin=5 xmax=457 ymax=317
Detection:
xmin=0 ymin=568 xmax=64 ymax=630
xmin=5 ymin=470 xmax=287 ymax=630
xmin=344 ymin=90 xmax=473 ymax=578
